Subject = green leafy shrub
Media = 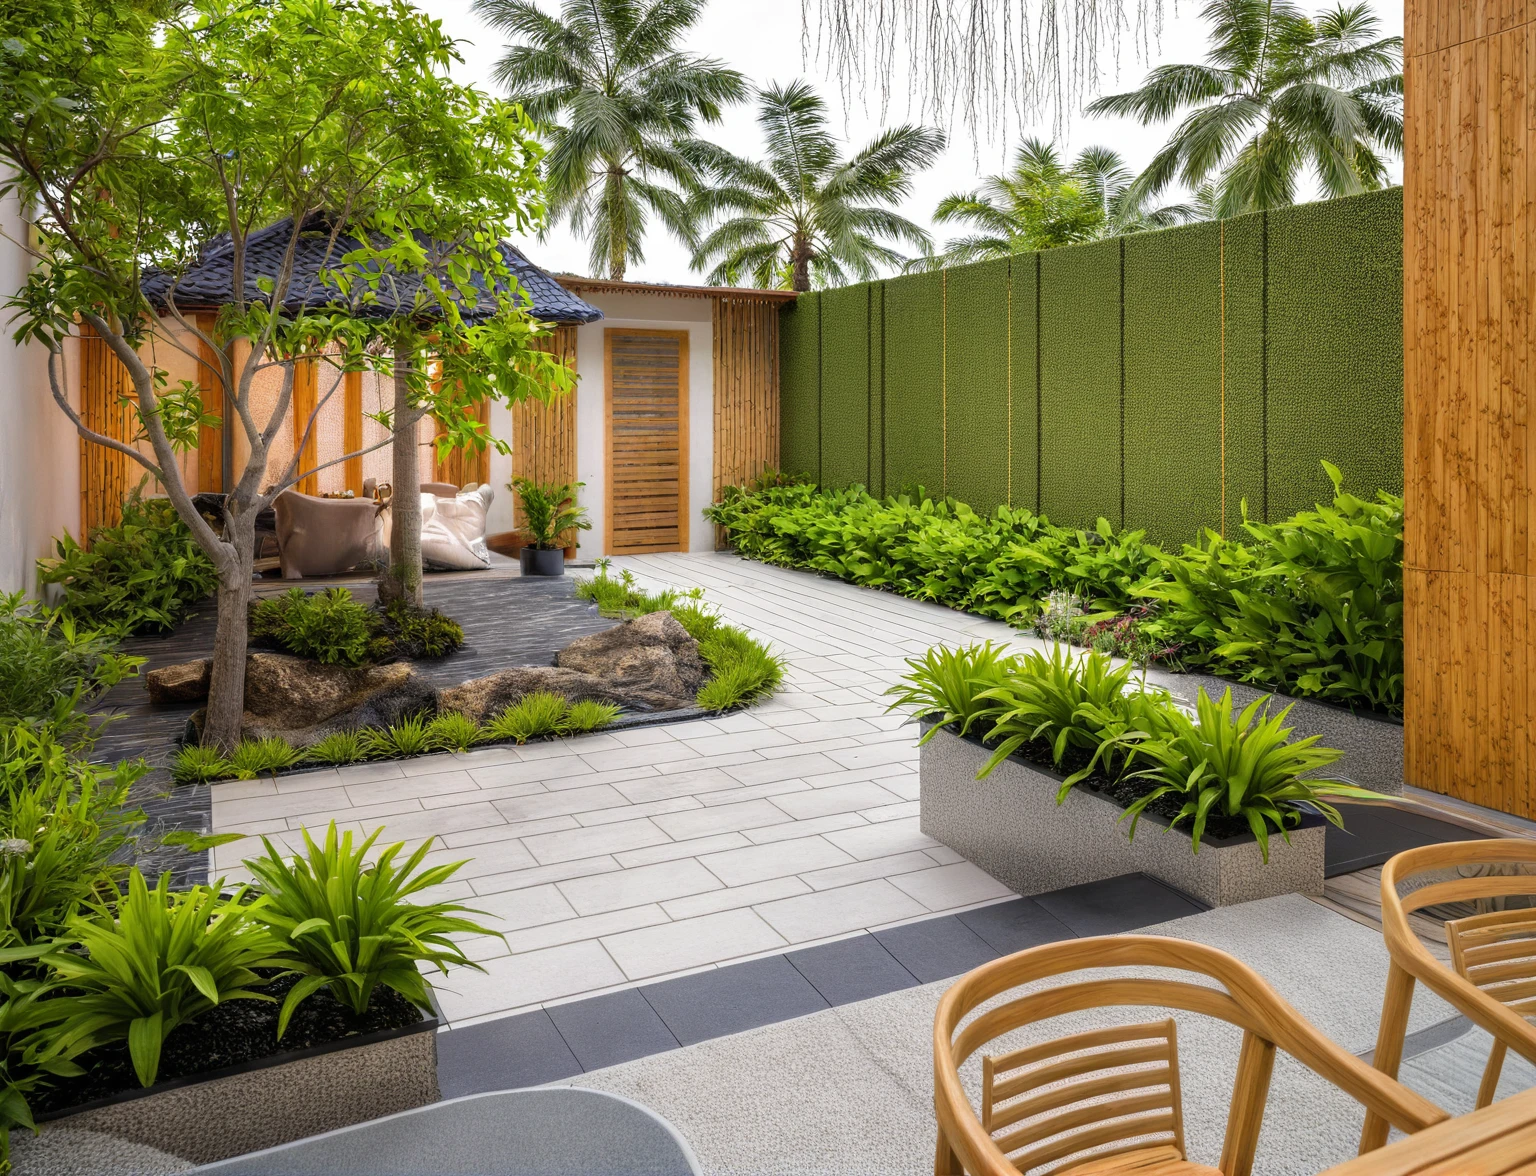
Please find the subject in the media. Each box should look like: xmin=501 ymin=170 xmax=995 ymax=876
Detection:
xmin=885 ymin=642 xmax=1014 ymax=745
xmin=38 ymin=493 xmax=218 ymax=634
xmin=362 ymin=715 xmax=434 ymax=758
xmin=0 ymin=969 xmax=92 ymax=1167
xmin=1123 ymin=688 xmax=1379 ymax=859
xmin=483 ymin=693 xmax=569 ymax=744
xmin=243 ymin=825 xmax=495 ymax=1035
xmin=374 ymin=600 xmax=463 ymax=660
xmin=44 ymin=872 xmax=287 ymax=1086
xmin=511 ymin=479 xmax=591 ymax=549
xmin=227 ymin=737 xmax=302 ymax=779
xmin=425 ymin=712 xmax=483 ymax=752
xmin=0 ymin=594 xmax=143 ymax=726
xmin=565 ymin=700 xmax=621 ymax=733
xmin=169 ymin=744 xmax=233 ymax=785
xmin=303 ymin=730 xmax=369 ymax=766
xmin=250 ymin=587 xmax=373 ymax=666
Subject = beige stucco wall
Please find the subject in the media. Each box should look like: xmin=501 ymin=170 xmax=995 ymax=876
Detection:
xmin=0 ymin=191 xmax=81 ymax=596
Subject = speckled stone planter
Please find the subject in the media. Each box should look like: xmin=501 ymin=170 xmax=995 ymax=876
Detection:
xmin=1152 ymin=671 xmax=1403 ymax=796
xmin=38 ymin=1017 xmax=438 ymax=1165
xmin=919 ymin=727 xmax=1326 ymax=908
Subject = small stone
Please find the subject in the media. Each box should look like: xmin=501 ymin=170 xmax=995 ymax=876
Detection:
xmin=145 ymin=659 xmax=213 ymax=705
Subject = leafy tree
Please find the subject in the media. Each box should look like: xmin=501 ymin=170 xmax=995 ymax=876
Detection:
xmin=1 ymin=0 xmax=567 ymax=750
xmin=690 ymin=81 xmax=943 ymax=292
xmin=475 ymin=0 xmax=745 ymax=281
xmin=1087 ymin=0 xmax=1402 ymax=217
xmin=916 ymin=139 xmax=1201 ymax=268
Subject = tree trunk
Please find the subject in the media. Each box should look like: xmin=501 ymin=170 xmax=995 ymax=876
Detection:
xmin=202 ymin=511 xmax=255 ymax=753
xmin=607 ymin=168 xmax=627 ymax=282
xmin=378 ymin=348 xmax=424 ymax=608
xmin=791 ymin=238 xmax=811 ymax=292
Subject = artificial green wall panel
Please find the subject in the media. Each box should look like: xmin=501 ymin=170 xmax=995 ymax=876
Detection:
xmin=1123 ymin=222 xmax=1223 ymax=545
xmin=1008 ymin=253 xmax=1040 ymax=511
xmin=882 ymin=270 xmax=945 ymax=496
xmin=778 ymin=293 xmax=821 ymax=480
xmin=1039 ymin=239 xmax=1123 ymax=529
xmin=818 ymin=284 xmax=871 ymax=489
xmin=1219 ymin=211 xmax=1268 ymax=530
xmin=943 ymin=257 xmax=1011 ymax=513
xmin=868 ymin=283 xmax=886 ymax=496
xmin=1266 ymin=187 xmax=1404 ymax=519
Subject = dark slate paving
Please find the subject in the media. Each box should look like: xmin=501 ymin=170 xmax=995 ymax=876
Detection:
xmin=436 ymin=1009 xmax=581 ymax=1097
xmin=1326 ymin=802 xmax=1489 ymax=877
xmin=639 ymin=955 xmax=829 ymax=1046
xmin=873 ymin=914 xmax=999 ymax=984
xmin=546 ymin=989 xmax=680 ymax=1071
xmin=957 ymin=897 xmax=1076 ymax=956
xmin=1032 ymin=873 xmax=1207 ymax=938
xmin=785 ymin=935 xmax=920 ymax=1006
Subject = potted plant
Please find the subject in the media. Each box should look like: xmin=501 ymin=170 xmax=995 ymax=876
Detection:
xmin=511 ymin=479 xmax=590 ymax=576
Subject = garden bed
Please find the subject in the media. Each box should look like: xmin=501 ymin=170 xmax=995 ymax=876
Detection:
xmin=919 ymin=725 xmax=1327 ymax=908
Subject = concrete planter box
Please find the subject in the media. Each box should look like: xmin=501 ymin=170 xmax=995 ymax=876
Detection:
xmin=919 ymin=726 xmax=1325 ymax=908
xmin=1152 ymin=670 xmax=1403 ymax=796
xmin=38 ymin=1015 xmax=439 ymax=1166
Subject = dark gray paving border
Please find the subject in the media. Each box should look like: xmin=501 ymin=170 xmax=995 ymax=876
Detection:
xmin=436 ymin=872 xmax=1206 ymax=1099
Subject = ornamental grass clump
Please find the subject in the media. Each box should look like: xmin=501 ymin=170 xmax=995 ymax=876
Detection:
xmin=425 ymin=712 xmax=484 ymax=752
xmin=170 ymin=744 xmax=233 ymax=785
xmin=362 ymin=715 xmax=434 ymax=759
xmin=243 ymin=824 xmax=496 ymax=1035
xmin=483 ymin=693 xmax=570 ymax=744
xmin=303 ymin=729 xmax=370 ymax=766
xmin=227 ymin=737 xmax=302 ymax=779
xmin=565 ymin=700 xmax=621 ymax=733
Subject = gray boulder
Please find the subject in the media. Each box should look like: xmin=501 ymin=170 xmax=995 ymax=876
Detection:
xmin=554 ymin=611 xmax=704 ymax=708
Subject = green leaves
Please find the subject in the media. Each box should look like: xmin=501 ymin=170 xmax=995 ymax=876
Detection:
xmin=885 ymin=642 xmax=1014 ymax=745
xmin=511 ymin=479 xmax=591 ymax=549
xmin=242 ymin=824 xmax=496 ymax=1029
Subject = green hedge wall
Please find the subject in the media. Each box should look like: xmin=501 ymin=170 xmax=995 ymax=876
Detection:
xmin=776 ymin=188 xmax=1404 ymax=544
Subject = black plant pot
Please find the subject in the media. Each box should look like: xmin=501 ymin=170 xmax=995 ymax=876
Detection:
xmin=519 ymin=546 xmax=565 ymax=577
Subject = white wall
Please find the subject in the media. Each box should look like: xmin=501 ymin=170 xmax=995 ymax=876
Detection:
xmin=571 ymin=292 xmax=714 ymax=556
xmin=0 ymin=192 xmax=80 ymax=597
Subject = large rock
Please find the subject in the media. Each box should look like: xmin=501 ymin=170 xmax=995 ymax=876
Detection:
xmin=553 ymin=612 xmax=705 ymax=707
xmin=240 ymin=654 xmax=438 ymax=745
xmin=439 ymin=667 xmax=636 ymax=723
xmin=146 ymin=659 xmax=213 ymax=704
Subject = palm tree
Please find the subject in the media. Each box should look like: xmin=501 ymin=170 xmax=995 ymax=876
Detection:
xmin=1086 ymin=0 xmax=1402 ymax=218
xmin=689 ymin=81 xmax=944 ymax=292
xmin=916 ymin=139 xmax=1200 ymax=268
xmin=475 ymin=0 xmax=746 ymax=280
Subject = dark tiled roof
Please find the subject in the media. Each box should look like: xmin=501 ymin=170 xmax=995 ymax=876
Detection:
xmin=140 ymin=216 xmax=602 ymax=325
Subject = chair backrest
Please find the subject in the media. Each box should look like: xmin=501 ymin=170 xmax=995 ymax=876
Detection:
xmin=934 ymin=935 xmax=1447 ymax=1176
xmin=1359 ymin=839 xmax=1536 ymax=1154
xmin=1447 ymin=908 xmax=1536 ymax=1015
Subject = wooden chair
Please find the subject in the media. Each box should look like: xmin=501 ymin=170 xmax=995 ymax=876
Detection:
xmin=1360 ymin=839 xmax=1536 ymax=1153
xmin=934 ymin=935 xmax=1447 ymax=1176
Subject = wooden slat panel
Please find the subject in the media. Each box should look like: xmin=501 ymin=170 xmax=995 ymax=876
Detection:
xmin=293 ymin=356 xmax=318 ymax=495
xmin=343 ymin=369 xmax=364 ymax=494
xmin=78 ymin=322 xmax=137 ymax=541
xmin=606 ymin=328 xmax=688 ymax=555
xmin=194 ymin=312 xmax=222 ymax=494
xmin=512 ymin=325 xmax=579 ymax=536
xmin=712 ymin=298 xmax=780 ymax=548
xmin=1404 ymin=1 xmax=1536 ymax=816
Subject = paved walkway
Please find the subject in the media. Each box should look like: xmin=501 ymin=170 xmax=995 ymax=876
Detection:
xmin=208 ymin=553 xmax=1042 ymax=1026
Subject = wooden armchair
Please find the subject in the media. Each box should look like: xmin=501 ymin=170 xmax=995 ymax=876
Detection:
xmin=1360 ymin=839 xmax=1536 ymax=1153
xmin=934 ymin=936 xmax=1448 ymax=1176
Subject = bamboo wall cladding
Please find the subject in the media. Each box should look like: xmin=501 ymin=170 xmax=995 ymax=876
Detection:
xmin=1403 ymin=0 xmax=1536 ymax=814
xmin=194 ymin=313 xmax=222 ymax=494
xmin=78 ymin=323 xmax=138 ymax=541
xmin=512 ymin=325 xmax=579 ymax=529
xmin=606 ymin=329 xmax=688 ymax=555
xmin=712 ymin=298 xmax=780 ymax=523
xmin=292 ymin=357 xmax=319 ymax=495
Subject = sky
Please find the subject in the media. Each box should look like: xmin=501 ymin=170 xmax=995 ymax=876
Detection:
xmin=416 ymin=0 xmax=1404 ymax=284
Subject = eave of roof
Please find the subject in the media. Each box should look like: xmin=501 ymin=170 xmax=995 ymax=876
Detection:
xmin=554 ymin=275 xmax=799 ymax=304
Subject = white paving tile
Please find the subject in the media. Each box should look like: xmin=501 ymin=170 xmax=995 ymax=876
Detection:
xmin=435 ymin=941 xmax=624 ymax=1022
xmin=768 ymin=781 xmax=905 ymax=821
xmin=600 ymin=908 xmax=786 ymax=979
xmin=467 ymin=883 xmax=578 ymax=930
xmin=659 ymin=876 xmax=811 ymax=919
xmin=555 ymin=857 xmax=722 ymax=916
xmin=651 ymin=798 xmax=789 ymax=840
xmin=613 ymin=832 xmax=752 ymax=868
xmin=522 ymin=817 xmax=671 ymax=865
xmin=799 ymin=850 xmax=940 ymax=891
xmin=823 ymin=817 xmax=939 ymax=860
xmin=699 ymin=835 xmax=855 ymax=887
xmin=753 ymin=879 xmax=928 ymax=943
xmin=888 ymin=861 xmax=1015 ymax=910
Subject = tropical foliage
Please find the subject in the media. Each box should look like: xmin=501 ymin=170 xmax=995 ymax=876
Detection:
xmin=690 ymin=81 xmax=943 ymax=291
xmin=709 ymin=466 xmax=1403 ymax=714
xmin=249 ymin=588 xmax=463 ymax=667
xmin=1087 ymin=0 xmax=1403 ymax=216
xmin=917 ymin=139 xmax=1200 ymax=267
xmin=512 ymin=479 xmax=591 ymax=550
xmin=476 ymin=0 xmax=745 ymax=279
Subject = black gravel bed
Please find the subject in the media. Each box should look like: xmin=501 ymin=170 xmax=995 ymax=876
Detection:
xmin=34 ymin=971 xmax=423 ymax=1116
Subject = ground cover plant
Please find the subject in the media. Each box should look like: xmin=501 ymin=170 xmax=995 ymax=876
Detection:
xmin=249 ymin=589 xmax=464 ymax=667
xmin=890 ymin=642 xmax=1380 ymax=859
xmin=0 ymin=594 xmax=143 ymax=743
xmin=38 ymin=495 xmax=220 ymax=636
xmin=712 ymin=463 xmax=1403 ymax=715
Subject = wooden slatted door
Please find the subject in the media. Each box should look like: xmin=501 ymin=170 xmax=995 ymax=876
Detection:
xmin=606 ymin=329 xmax=689 ymax=554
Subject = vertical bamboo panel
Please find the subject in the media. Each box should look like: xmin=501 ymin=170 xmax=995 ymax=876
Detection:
xmin=1403 ymin=1 xmax=1536 ymax=814
xmin=78 ymin=323 xmax=138 ymax=541
xmin=292 ymin=357 xmax=318 ymax=495
xmin=194 ymin=313 xmax=222 ymax=494
xmin=512 ymin=325 xmax=580 ymax=529
xmin=711 ymin=297 xmax=781 ymax=547
xmin=343 ymin=370 xmax=364 ymax=493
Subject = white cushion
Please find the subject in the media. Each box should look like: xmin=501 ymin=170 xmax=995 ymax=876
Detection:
xmin=419 ymin=485 xmax=494 ymax=570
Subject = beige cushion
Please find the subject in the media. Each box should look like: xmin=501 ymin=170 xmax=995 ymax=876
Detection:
xmin=419 ymin=485 xmax=494 ymax=570
xmin=420 ymin=481 xmax=459 ymax=497
xmin=273 ymin=491 xmax=386 ymax=579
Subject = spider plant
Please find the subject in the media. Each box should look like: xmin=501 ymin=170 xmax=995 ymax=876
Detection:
xmin=1122 ymin=688 xmax=1381 ymax=860
xmin=885 ymin=642 xmax=1015 ymax=745
xmin=242 ymin=824 xmax=496 ymax=1035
